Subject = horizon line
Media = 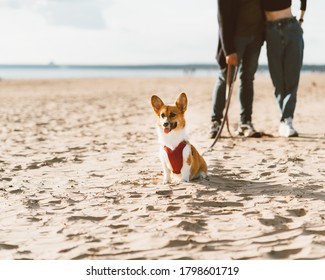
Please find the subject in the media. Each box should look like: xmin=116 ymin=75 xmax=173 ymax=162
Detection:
xmin=1 ymin=63 xmax=325 ymax=70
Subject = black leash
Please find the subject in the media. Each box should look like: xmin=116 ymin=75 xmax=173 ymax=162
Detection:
xmin=203 ymin=64 xmax=238 ymax=155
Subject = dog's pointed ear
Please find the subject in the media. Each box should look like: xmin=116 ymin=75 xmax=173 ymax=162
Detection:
xmin=175 ymin=92 xmax=187 ymax=112
xmin=151 ymin=95 xmax=164 ymax=115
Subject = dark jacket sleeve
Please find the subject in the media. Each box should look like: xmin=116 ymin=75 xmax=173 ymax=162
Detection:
xmin=216 ymin=0 xmax=237 ymax=69
xmin=300 ymin=0 xmax=307 ymax=11
xmin=217 ymin=0 xmax=236 ymax=56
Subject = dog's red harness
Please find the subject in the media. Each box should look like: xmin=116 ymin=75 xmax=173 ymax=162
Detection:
xmin=164 ymin=141 xmax=187 ymax=174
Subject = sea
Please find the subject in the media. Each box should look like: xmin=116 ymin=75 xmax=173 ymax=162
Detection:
xmin=0 ymin=64 xmax=324 ymax=79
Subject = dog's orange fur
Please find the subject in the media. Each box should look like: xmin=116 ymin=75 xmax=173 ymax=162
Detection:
xmin=186 ymin=143 xmax=207 ymax=180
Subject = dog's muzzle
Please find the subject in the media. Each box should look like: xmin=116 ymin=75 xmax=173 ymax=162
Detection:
xmin=163 ymin=121 xmax=177 ymax=134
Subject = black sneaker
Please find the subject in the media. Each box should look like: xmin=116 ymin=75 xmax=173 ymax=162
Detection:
xmin=210 ymin=120 xmax=221 ymax=139
xmin=235 ymin=121 xmax=262 ymax=138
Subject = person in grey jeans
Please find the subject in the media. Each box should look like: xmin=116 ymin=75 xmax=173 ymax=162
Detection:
xmin=262 ymin=0 xmax=307 ymax=137
xmin=210 ymin=0 xmax=264 ymax=139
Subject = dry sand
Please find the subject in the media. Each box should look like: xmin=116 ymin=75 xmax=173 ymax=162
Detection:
xmin=0 ymin=73 xmax=324 ymax=260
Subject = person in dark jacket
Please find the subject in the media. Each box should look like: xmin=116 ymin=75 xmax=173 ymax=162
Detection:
xmin=210 ymin=0 xmax=264 ymax=138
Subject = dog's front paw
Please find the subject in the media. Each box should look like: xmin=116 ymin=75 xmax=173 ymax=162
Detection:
xmin=181 ymin=177 xmax=190 ymax=183
xmin=163 ymin=177 xmax=171 ymax=184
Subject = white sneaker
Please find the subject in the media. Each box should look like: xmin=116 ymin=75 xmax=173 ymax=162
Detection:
xmin=279 ymin=117 xmax=299 ymax=137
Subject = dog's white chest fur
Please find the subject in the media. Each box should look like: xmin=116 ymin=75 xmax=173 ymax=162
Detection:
xmin=157 ymin=127 xmax=188 ymax=149
xmin=157 ymin=127 xmax=191 ymax=183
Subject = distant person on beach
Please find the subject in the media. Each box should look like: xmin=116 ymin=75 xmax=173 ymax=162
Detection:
xmin=262 ymin=0 xmax=306 ymax=137
xmin=210 ymin=0 xmax=264 ymax=139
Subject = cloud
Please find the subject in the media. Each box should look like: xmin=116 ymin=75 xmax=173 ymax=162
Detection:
xmin=0 ymin=0 xmax=33 ymax=9
xmin=36 ymin=0 xmax=109 ymax=30
xmin=0 ymin=0 xmax=110 ymax=30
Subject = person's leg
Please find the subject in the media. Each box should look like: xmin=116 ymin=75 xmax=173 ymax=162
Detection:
xmin=266 ymin=18 xmax=303 ymax=137
xmin=210 ymin=67 xmax=227 ymax=138
xmin=237 ymin=34 xmax=263 ymax=124
xmin=282 ymin=20 xmax=304 ymax=120
xmin=266 ymin=23 xmax=286 ymax=116
xmin=234 ymin=36 xmax=246 ymax=124
xmin=234 ymin=35 xmax=263 ymax=137
xmin=211 ymin=67 xmax=227 ymax=123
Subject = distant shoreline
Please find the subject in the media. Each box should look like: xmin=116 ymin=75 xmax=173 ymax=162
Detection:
xmin=0 ymin=63 xmax=325 ymax=72
xmin=0 ymin=64 xmax=324 ymax=79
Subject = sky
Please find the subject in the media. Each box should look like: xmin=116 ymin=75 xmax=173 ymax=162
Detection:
xmin=0 ymin=0 xmax=324 ymax=65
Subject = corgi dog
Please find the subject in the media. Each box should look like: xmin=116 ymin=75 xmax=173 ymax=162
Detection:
xmin=151 ymin=92 xmax=207 ymax=183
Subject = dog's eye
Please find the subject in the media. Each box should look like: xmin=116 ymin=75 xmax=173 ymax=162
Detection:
xmin=161 ymin=113 xmax=165 ymax=118
xmin=169 ymin=112 xmax=176 ymax=118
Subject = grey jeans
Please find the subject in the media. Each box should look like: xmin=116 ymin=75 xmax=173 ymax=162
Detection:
xmin=211 ymin=33 xmax=264 ymax=124
xmin=265 ymin=17 xmax=304 ymax=121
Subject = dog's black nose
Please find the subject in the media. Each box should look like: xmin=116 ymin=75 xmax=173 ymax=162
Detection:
xmin=163 ymin=122 xmax=169 ymax=127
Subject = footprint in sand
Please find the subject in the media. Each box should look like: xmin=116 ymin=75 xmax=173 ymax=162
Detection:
xmin=128 ymin=192 xmax=142 ymax=198
xmin=166 ymin=205 xmax=181 ymax=211
xmin=0 ymin=243 xmax=19 ymax=250
xmin=0 ymin=177 xmax=12 ymax=182
xmin=156 ymin=190 xmax=173 ymax=196
xmin=177 ymin=220 xmax=207 ymax=232
xmin=9 ymin=188 xmax=24 ymax=194
xmin=193 ymin=201 xmax=244 ymax=208
xmin=287 ymin=208 xmax=307 ymax=217
xmin=24 ymin=199 xmax=40 ymax=209
xmin=122 ymin=152 xmax=139 ymax=164
xmin=67 ymin=215 xmax=107 ymax=222
xmin=12 ymin=165 xmax=22 ymax=171
xmin=268 ymin=248 xmax=303 ymax=259
xmin=26 ymin=157 xmax=67 ymax=170
xmin=258 ymin=215 xmax=293 ymax=227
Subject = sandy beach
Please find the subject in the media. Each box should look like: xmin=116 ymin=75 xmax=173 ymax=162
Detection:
xmin=0 ymin=73 xmax=324 ymax=260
